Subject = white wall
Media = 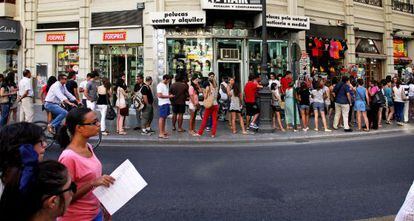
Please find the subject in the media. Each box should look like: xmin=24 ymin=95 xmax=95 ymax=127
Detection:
xmin=34 ymin=45 xmax=55 ymax=77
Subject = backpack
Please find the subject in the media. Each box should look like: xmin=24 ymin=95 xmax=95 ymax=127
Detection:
xmin=372 ymin=90 xmax=386 ymax=107
xmin=132 ymin=86 xmax=145 ymax=111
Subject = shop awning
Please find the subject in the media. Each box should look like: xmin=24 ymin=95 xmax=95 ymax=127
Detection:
xmin=0 ymin=41 xmax=19 ymax=50
xmin=356 ymin=53 xmax=387 ymax=60
xmin=394 ymin=56 xmax=412 ymax=64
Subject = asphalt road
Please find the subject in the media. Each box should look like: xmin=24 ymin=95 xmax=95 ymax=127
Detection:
xmin=45 ymin=134 xmax=414 ymax=221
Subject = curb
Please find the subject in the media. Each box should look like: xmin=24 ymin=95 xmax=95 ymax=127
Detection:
xmin=94 ymin=126 xmax=414 ymax=147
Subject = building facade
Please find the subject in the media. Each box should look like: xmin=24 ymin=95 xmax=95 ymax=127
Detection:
xmin=2 ymin=0 xmax=413 ymax=87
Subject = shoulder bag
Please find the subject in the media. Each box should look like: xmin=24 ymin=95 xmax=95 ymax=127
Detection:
xmin=106 ymin=91 xmax=116 ymax=120
xmin=203 ymin=87 xmax=214 ymax=109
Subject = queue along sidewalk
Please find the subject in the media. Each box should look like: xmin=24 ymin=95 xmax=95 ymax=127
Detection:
xmin=32 ymin=104 xmax=414 ymax=146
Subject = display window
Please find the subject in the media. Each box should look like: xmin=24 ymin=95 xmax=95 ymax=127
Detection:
xmin=92 ymin=45 xmax=144 ymax=87
xmin=0 ymin=50 xmax=18 ymax=73
xmin=248 ymin=40 xmax=288 ymax=76
xmin=167 ymin=38 xmax=213 ymax=78
xmin=56 ymin=45 xmax=79 ymax=75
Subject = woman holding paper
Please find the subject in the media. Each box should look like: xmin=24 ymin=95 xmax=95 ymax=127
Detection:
xmin=58 ymin=108 xmax=115 ymax=221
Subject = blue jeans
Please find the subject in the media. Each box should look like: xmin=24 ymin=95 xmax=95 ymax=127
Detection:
xmin=0 ymin=103 xmax=10 ymax=126
xmin=395 ymin=101 xmax=404 ymax=122
xmin=92 ymin=210 xmax=103 ymax=221
xmin=45 ymin=102 xmax=68 ymax=128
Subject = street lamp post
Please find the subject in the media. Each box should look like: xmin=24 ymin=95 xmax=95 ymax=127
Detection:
xmin=257 ymin=0 xmax=273 ymax=132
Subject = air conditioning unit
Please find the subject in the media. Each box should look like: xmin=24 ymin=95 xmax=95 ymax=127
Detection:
xmin=220 ymin=48 xmax=239 ymax=60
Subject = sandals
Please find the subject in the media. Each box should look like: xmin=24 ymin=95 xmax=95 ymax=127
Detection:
xmin=158 ymin=135 xmax=169 ymax=139
xmin=177 ymin=129 xmax=186 ymax=133
xmin=118 ymin=130 xmax=127 ymax=135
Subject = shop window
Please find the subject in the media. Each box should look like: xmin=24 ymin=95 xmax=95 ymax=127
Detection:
xmin=248 ymin=40 xmax=288 ymax=76
xmin=92 ymin=45 xmax=144 ymax=87
xmin=56 ymin=45 xmax=79 ymax=75
xmin=356 ymin=39 xmax=380 ymax=54
xmin=354 ymin=0 xmax=382 ymax=7
xmin=167 ymin=38 xmax=213 ymax=78
xmin=392 ymin=0 xmax=414 ymax=14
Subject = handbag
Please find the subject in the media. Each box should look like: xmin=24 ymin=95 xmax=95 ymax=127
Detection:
xmin=120 ymin=107 xmax=129 ymax=116
xmin=203 ymin=88 xmax=214 ymax=109
xmin=105 ymin=94 xmax=116 ymax=120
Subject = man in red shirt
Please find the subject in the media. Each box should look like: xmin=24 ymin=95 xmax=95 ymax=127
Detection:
xmin=280 ymin=71 xmax=293 ymax=94
xmin=244 ymin=75 xmax=263 ymax=130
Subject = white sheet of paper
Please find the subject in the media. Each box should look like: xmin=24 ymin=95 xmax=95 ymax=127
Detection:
xmin=93 ymin=159 xmax=148 ymax=215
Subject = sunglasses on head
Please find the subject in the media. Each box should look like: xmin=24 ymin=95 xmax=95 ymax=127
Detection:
xmin=57 ymin=182 xmax=77 ymax=195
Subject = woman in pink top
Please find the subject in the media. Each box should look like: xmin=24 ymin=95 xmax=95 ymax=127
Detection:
xmin=188 ymin=75 xmax=201 ymax=135
xmin=58 ymin=108 xmax=115 ymax=221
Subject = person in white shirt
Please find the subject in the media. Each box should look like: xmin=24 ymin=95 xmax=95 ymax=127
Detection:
xmin=402 ymin=83 xmax=410 ymax=123
xmin=268 ymin=72 xmax=281 ymax=90
xmin=44 ymin=74 xmax=78 ymax=134
xmin=79 ymin=73 xmax=91 ymax=107
xmin=157 ymin=75 xmax=173 ymax=139
xmin=18 ymin=70 xmax=34 ymax=122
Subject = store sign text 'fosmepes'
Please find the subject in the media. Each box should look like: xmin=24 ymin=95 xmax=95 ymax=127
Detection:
xmin=201 ymin=0 xmax=262 ymax=11
xmin=103 ymin=32 xmax=127 ymax=41
xmin=149 ymin=11 xmax=206 ymax=25
xmin=46 ymin=33 xmax=66 ymax=42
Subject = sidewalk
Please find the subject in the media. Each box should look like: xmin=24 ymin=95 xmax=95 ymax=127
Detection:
xmin=32 ymin=105 xmax=414 ymax=146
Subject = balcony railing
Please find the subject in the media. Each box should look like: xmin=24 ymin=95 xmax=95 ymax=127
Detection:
xmin=0 ymin=0 xmax=16 ymax=4
xmin=354 ymin=0 xmax=382 ymax=7
xmin=392 ymin=0 xmax=414 ymax=14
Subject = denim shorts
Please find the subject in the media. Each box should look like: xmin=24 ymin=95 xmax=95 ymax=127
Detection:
xmin=313 ymin=102 xmax=325 ymax=111
xmin=158 ymin=104 xmax=170 ymax=118
xmin=299 ymin=104 xmax=310 ymax=110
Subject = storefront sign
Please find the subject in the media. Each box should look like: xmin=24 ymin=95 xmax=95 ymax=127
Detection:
xmin=201 ymin=0 xmax=262 ymax=11
xmin=46 ymin=33 xmax=66 ymax=42
xmin=0 ymin=19 xmax=21 ymax=40
xmin=103 ymin=32 xmax=127 ymax=41
xmin=393 ymin=39 xmax=407 ymax=57
xmin=255 ymin=14 xmax=310 ymax=30
xmin=35 ymin=30 xmax=79 ymax=45
xmin=149 ymin=11 xmax=206 ymax=25
xmin=90 ymin=28 xmax=142 ymax=44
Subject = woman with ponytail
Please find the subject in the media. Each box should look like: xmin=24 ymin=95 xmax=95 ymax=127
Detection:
xmin=0 ymin=122 xmax=47 ymax=220
xmin=57 ymin=107 xmax=115 ymax=221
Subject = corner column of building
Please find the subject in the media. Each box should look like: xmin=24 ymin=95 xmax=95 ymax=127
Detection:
xmin=295 ymin=0 xmax=306 ymax=53
xmin=23 ymin=0 xmax=36 ymax=75
xmin=78 ymin=0 xmax=90 ymax=80
xmin=383 ymin=0 xmax=394 ymax=77
xmin=143 ymin=0 xmax=160 ymax=81
xmin=344 ymin=0 xmax=356 ymax=67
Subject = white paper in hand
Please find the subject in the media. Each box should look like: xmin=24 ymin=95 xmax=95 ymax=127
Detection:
xmin=93 ymin=159 xmax=148 ymax=215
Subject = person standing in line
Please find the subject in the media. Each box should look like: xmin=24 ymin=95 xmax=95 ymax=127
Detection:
xmin=354 ymin=79 xmax=370 ymax=132
xmin=157 ymin=75 xmax=173 ymax=139
xmin=115 ymin=75 xmax=128 ymax=135
xmin=284 ymin=82 xmax=300 ymax=131
xmin=79 ymin=73 xmax=92 ymax=107
xmin=384 ymin=80 xmax=395 ymax=124
xmin=188 ymin=75 xmax=201 ymax=135
xmin=133 ymin=75 xmax=144 ymax=131
xmin=0 ymin=75 xmax=17 ymax=126
xmin=268 ymin=72 xmax=281 ymax=90
xmin=409 ymin=79 xmax=414 ymax=120
xmin=6 ymin=72 xmax=18 ymax=124
xmin=280 ymin=71 xmax=293 ymax=95
xmin=218 ymin=76 xmax=229 ymax=122
xmin=169 ymin=74 xmax=189 ymax=132
xmin=402 ymin=81 xmax=410 ymax=123
xmin=312 ymin=81 xmax=331 ymax=132
xmin=194 ymin=74 xmax=219 ymax=138
xmin=96 ymin=77 xmax=112 ymax=136
xmin=393 ymin=80 xmax=406 ymax=126
xmin=65 ymin=71 xmax=79 ymax=101
xmin=17 ymin=69 xmax=34 ymax=123
xmin=368 ymin=80 xmax=380 ymax=130
xmin=140 ymin=76 xmax=155 ymax=136
xmin=297 ymin=82 xmax=310 ymax=131
xmin=84 ymin=72 xmax=99 ymax=111
xmin=377 ymin=80 xmax=386 ymax=128
xmin=203 ymin=72 xmax=216 ymax=132
xmin=333 ymin=76 xmax=353 ymax=132
xmin=244 ymin=75 xmax=263 ymax=130
xmin=227 ymin=77 xmax=247 ymax=135
xmin=270 ymin=83 xmax=285 ymax=132
xmin=58 ymin=108 xmax=115 ymax=221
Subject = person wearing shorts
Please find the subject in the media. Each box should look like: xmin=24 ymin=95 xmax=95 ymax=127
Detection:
xmin=140 ymin=76 xmax=154 ymax=135
xmin=244 ymin=75 xmax=263 ymax=129
xmin=157 ymin=75 xmax=173 ymax=139
xmin=169 ymin=75 xmax=189 ymax=132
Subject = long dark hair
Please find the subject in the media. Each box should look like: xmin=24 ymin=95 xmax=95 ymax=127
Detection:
xmin=22 ymin=160 xmax=69 ymax=220
xmin=115 ymin=74 xmax=127 ymax=92
xmin=57 ymin=108 xmax=92 ymax=148
xmin=46 ymin=76 xmax=57 ymax=93
xmin=0 ymin=122 xmax=45 ymax=221
xmin=191 ymin=75 xmax=200 ymax=95
xmin=102 ymin=77 xmax=111 ymax=91
xmin=232 ymin=83 xmax=241 ymax=98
